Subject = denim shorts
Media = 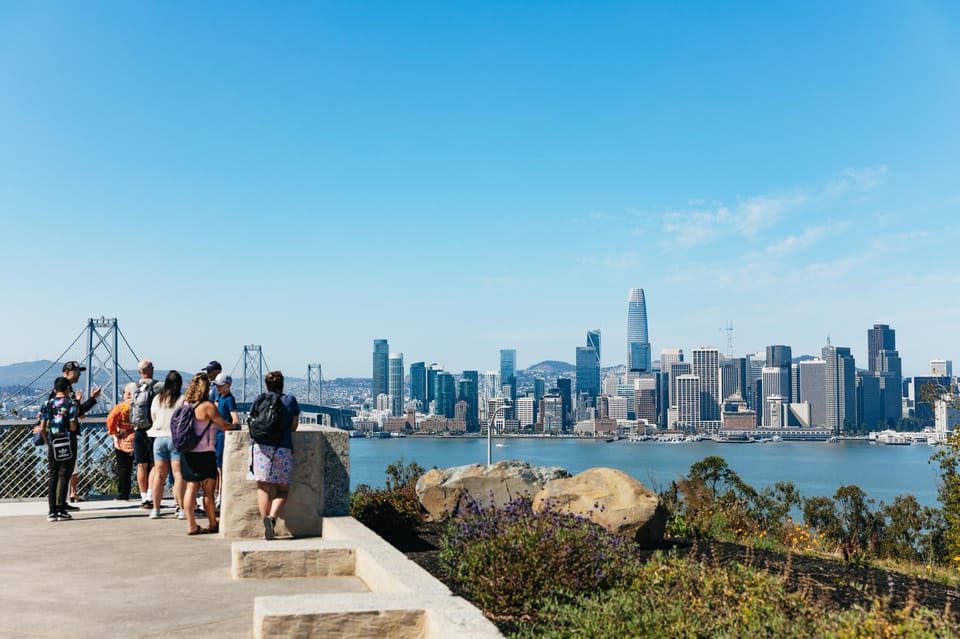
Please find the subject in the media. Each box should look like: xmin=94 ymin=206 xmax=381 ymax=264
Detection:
xmin=153 ymin=436 xmax=181 ymax=462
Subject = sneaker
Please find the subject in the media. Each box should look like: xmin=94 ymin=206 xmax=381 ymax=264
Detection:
xmin=263 ymin=516 xmax=275 ymax=541
xmin=149 ymin=509 xmax=161 ymax=519
xmin=139 ymin=501 xmax=152 ymax=510
xmin=58 ymin=510 xmax=72 ymax=521
xmin=177 ymin=508 xmax=186 ymax=520
xmin=47 ymin=512 xmax=58 ymax=522
xmin=62 ymin=503 xmax=79 ymax=512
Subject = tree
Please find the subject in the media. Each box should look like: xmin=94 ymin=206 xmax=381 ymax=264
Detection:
xmin=932 ymin=431 xmax=960 ymax=560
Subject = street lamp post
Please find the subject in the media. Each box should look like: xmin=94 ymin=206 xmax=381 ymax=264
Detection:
xmin=486 ymin=400 xmax=511 ymax=466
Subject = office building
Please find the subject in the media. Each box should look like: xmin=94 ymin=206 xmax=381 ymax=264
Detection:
xmin=499 ymin=349 xmax=517 ymax=402
xmin=824 ymin=345 xmax=857 ymax=432
xmin=856 ymin=372 xmax=883 ymax=429
xmin=533 ymin=377 xmax=545 ymax=401
xmin=540 ymin=393 xmax=564 ymax=434
xmin=692 ymin=347 xmax=721 ymax=421
xmin=761 ymin=366 xmax=790 ymax=427
xmin=516 ymin=396 xmax=536 ymax=428
xmin=372 ymin=339 xmax=389 ymax=402
xmin=388 ymin=352 xmax=404 ymax=417
xmin=660 ymin=348 xmax=683 ymax=372
xmin=427 ymin=364 xmax=443 ymax=414
xmin=765 ymin=345 xmax=793 ymax=406
xmin=868 ymin=324 xmax=896 ymax=374
xmin=587 ymin=330 xmax=601 ymax=362
xmin=668 ymin=361 xmax=692 ymax=408
xmin=434 ymin=371 xmax=457 ymax=419
xmin=409 ymin=362 xmax=427 ymax=412
xmin=461 ymin=370 xmax=479 ymax=431
xmin=675 ymin=375 xmax=701 ymax=428
xmin=798 ymin=358 xmax=827 ymax=427
xmin=627 ymin=288 xmax=651 ymax=371
xmin=555 ymin=378 xmax=572 ymax=430
xmin=932 ymin=359 xmax=953 ymax=377
xmin=576 ymin=345 xmax=601 ymax=400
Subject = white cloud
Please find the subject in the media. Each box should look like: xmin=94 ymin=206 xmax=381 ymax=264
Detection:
xmin=823 ymin=165 xmax=888 ymax=199
xmin=765 ymin=220 xmax=849 ymax=255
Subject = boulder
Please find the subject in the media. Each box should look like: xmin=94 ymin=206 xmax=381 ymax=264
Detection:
xmin=415 ymin=460 xmax=570 ymax=521
xmin=533 ymin=467 xmax=668 ymax=548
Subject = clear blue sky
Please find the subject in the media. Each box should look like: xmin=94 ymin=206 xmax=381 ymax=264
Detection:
xmin=2 ymin=2 xmax=959 ymax=378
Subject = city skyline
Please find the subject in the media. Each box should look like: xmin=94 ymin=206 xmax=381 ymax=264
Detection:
xmin=2 ymin=3 xmax=959 ymax=377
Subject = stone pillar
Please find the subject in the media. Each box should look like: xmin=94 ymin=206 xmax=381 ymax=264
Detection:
xmin=220 ymin=426 xmax=350 ymax=539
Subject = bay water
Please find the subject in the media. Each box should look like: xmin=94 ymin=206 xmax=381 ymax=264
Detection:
xmin=350 ymin=437 xmax=942 ymax=508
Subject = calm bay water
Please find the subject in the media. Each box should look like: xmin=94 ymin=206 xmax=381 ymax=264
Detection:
xmin=349 ymin=437 xmax=942 ymax=508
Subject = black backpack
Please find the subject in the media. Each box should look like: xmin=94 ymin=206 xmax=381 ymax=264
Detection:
xmin=248 ymin=392 xmax=286 ymax=446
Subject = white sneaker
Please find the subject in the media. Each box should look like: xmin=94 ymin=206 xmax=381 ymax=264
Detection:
xmin=176 ymin=507 xmax=186 ymax=520
xmin=149 ymin=509 xmax=161 ymax=519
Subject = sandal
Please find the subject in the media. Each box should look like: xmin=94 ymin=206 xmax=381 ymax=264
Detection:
xmin=208 ymin=522 xmax=219 ymax=534
xmin=187 ymin=526 xmax=209 ymax=536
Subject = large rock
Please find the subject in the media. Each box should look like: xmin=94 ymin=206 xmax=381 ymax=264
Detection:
xmin=533 ymin=467 xmax=668 ymax=548
xmin=415 ymin=460 xmax=570 ymax=521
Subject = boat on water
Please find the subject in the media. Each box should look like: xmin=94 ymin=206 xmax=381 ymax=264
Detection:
xmin=710 ymin=434 xmax=755 ymax=443
xmin=494 ymin=442 xmax=506 ymax=447
xmin=873 ymin=430 xmax=910 ymax=446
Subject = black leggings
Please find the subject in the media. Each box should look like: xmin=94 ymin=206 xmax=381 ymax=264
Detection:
xmin=47 ymin=445 xmax=72 ymax=513
xmin=114 ymin=449 xmax=134 ymax=500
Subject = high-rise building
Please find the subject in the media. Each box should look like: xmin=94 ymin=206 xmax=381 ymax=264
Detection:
xmin=516 ymin=396 xmax=536 ymax=428
xmin=856 ymin=372 xmax=883 ymax=429
xmin=555 ymin=378 xmax=572 ymax=430
xmin=932 ymin=360 xmax=953 ymax=377
xmin=675 ymin=375 xmax=701 ymax=428
xmin=660 ymin=348 xmax=683 ymax=371
xmin=427 ymin=364 xmax=443 ymax=413
xmin=372 ymin=339 xmax=389 ymax=403
xmin=587 ymin=330 xmax=601 ymax=363
xmin=765 ymin=345 xmax=792 ymax=406
xmin=409 ymin=362 xmax=427 ymax=412
xmin=533 ymin=377 xmax=545 ymax=401
xmin=692 ymin=347 xmax=721 ymax=421
xmin=868 ymin=324 xmax=896 ymax=374
xmin=388 ymin=352 xmax=404 ymax=416
xmin=540 ymin=393 xmax=564 ymax=434
xmin=719 ymin=359 xmax=739 ymax=401
xmin=499 ymin=349 xmax=517 ymax=402
xmin=461 ymin=370 xmax=479 ymax=431
xmin=634 ymin=375 xmax=658 ymax=423
xmin=435 ymin=371 xmax=457 ymax=418
xmin=627 ymin=288 xmax=651 ymax=371
xmin=761 ymin=366 xmax=790 ymax=426
xmin=668 ymin=361 xmax=692 ymax=408
xmin=576 ymin=346 xmax=600 ymax=401
xmin=823 ymin=345 xmax=856 ymax=432
xmin=798 ymin=358 xmax=827 ymax=427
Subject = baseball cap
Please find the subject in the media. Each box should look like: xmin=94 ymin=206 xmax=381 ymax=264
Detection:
xmin=62 ymin=361 xmax=86 ymax=373
xmin=213 ymin=373 xmax=232 ymax=386
xmin=204 ymin=361 xmax=222 ymax=373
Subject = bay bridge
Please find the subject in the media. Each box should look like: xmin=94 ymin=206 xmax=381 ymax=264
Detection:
xmin=0 ymin=317 xmax=355 ymax=500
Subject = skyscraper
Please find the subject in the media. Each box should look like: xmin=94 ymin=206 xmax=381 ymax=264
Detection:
xmin=576 ymin=345 xmax=600 ymax=401
xmin=460 ymin=370 xmax=479 ymax=431
xmin=692 ymin=347 xmax=721 ymax=422
xmin=499 ymin=349 xmax=517 ymax=402
xmin=627 ymin=288 xmax=651 ymax=371
xmin=372 ymin=339 xmax=389 ymax=404
xmin=765 ymin=345 xmax=793 ymax=407
xmin=823 ymin=345 xmax=856 ymax=432
xmin=388 ymin=353 xmax=404 ymax=416
xmin=555 ymin=377 xmax=572 ymax=430
xmin=435 ymin=371 xmax=457 ymax=418
xmin=798 ymin=358 xmax=827 ymax=427
xmin=409 ymin=362 xmax=427 ymax=412
xmin=868 ymin=324 xmax=896 ymax=374
xmin=587 ymin=330 xmax=601 ymax=364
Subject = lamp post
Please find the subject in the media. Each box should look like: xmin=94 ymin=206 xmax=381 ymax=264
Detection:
xmin=486 ymin=400 xmax=511 ymax=466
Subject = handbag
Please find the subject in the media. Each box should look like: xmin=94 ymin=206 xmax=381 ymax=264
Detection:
xmin=51 ymin=435 xmax=73 ymax=462
xmin=31 ymin=424 xmax=44 ymax=447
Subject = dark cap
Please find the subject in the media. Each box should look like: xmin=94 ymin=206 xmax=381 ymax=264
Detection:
xmin=204 ymin=361 xmax=222 ymax=373
xmin=62 ymin=361 xmax=86 ymax=373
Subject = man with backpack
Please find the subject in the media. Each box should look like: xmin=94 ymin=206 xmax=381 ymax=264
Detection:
xmin=247 ymin=371 xmax=300 ymax=540
xmin=131 ymin=360 xmax=163 ymax=509
xmin=56 ymin=361 xmax=101 ymax=508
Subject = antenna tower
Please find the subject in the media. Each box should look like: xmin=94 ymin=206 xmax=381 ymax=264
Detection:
xmin=307 ymin=364 xmax=322 ymax=405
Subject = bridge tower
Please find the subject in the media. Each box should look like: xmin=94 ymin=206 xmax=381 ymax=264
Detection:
xmin=85 ymin=317 xmax=122 ymax=409
xmin=242 ymin=345 xmax=266 ymax=402
xmin=306 ymin=364 xmax=322 ymax=405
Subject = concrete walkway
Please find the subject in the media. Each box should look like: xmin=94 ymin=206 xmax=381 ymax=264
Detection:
xmin=0 ymin=499 xmax=368 ymax=638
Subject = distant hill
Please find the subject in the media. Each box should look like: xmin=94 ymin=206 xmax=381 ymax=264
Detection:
xmin=523 ymin=360 xmax=575 ymax=376
xmin=0 ymin=360 xmax=60 ymax=389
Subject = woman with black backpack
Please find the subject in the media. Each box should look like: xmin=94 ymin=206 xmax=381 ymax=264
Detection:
xmin=247 ymin=370 xmax=300 ymax=540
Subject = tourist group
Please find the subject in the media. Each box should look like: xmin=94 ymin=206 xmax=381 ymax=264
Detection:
xmin=37 ymin=359 xmax=299 ymax=540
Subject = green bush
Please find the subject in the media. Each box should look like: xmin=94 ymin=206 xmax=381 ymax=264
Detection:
xmin=349 ymin=460 xmax=425 ymax=543
xmin=440 ymin=497 xmax=641 ymax=618
xmin=511 ymin=554 xmax=960 ymax=639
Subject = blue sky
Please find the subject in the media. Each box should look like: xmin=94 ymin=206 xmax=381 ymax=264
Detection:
xmin=2 ymin=2 xmax=959 ymax=378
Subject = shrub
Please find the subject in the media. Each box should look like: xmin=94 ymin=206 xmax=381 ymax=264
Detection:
xmin=349 ymin=459 xmax=425 ymax=544
xmin=439 ymin=497 xmax=640 ymax=618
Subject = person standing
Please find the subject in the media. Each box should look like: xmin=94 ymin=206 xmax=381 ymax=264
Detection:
xmin=212 ymin=372 xmax=238 ymax=508
xmin=106 ymin=382 xmax=137 ymax=501
xmin=40 ymin=377 xmax=79 ymax=521
xmin=180 ymin=373 xmax=236 ymax=535
xmin=149 ymin=371 xmax=185 ymax=519
xmin=132 ymin=360 xmax=162 ymax=509
xmin=248 ymin=370 xmax=300 ymax=540
xmin=58 ymin=361 xmax=101 ymax=507
xmin=204 ymin=361 xmax=222 ymax=401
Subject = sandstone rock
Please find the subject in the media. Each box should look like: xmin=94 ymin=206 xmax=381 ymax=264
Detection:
xmin=533 ymin=467 xmax=668 ymax=548
xmin=415 ymin=460 xmax=570 ymax=521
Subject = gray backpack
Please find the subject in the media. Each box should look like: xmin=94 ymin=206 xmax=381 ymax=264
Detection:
xmin=130 ymin=381 xmax=155 ymax=429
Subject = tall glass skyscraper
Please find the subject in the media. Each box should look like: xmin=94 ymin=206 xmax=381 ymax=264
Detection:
xmin=372 ymin=339 xmax=389 ymax=403
xmin=499 ymin=349 xmax=517 ymax=402
xmin=409 ymin=362 xmax=426 ymax=412
xmin=388 ymin=353 xmax=404 ymax=416
xmin=627 ymin=288 xmax=651 ymax=371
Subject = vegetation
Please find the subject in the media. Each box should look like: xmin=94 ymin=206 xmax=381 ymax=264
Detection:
xmin=349 ymin=459 xmax=425 ymax=545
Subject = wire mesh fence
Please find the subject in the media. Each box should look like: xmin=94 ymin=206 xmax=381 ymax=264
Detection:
xmin=0 ymin=420 xmax=127 ymax=500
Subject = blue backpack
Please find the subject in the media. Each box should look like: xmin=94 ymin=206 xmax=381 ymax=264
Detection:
xmin=170 ymin=401 xmax=212 ymax=452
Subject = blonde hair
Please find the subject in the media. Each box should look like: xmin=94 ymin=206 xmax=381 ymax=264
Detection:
xmin=124 ymin=382 xmax=137 ymax=398
xmin=183 ymin=372 xmax=209 ymax=404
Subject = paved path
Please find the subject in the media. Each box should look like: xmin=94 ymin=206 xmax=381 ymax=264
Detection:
xmin=0 ymin=499 xmax=368 ymax=638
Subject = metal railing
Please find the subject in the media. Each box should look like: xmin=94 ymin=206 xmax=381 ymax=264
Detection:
xmin=0 ymin=420 xmax=124 ymax=500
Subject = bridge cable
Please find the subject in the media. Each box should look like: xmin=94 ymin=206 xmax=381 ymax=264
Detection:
xmin=0 ymin=326 xmax=86 ymax=409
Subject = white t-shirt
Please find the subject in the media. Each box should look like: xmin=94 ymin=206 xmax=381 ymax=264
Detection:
xmin=150 ymin=394 xmax=184 ymax=437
